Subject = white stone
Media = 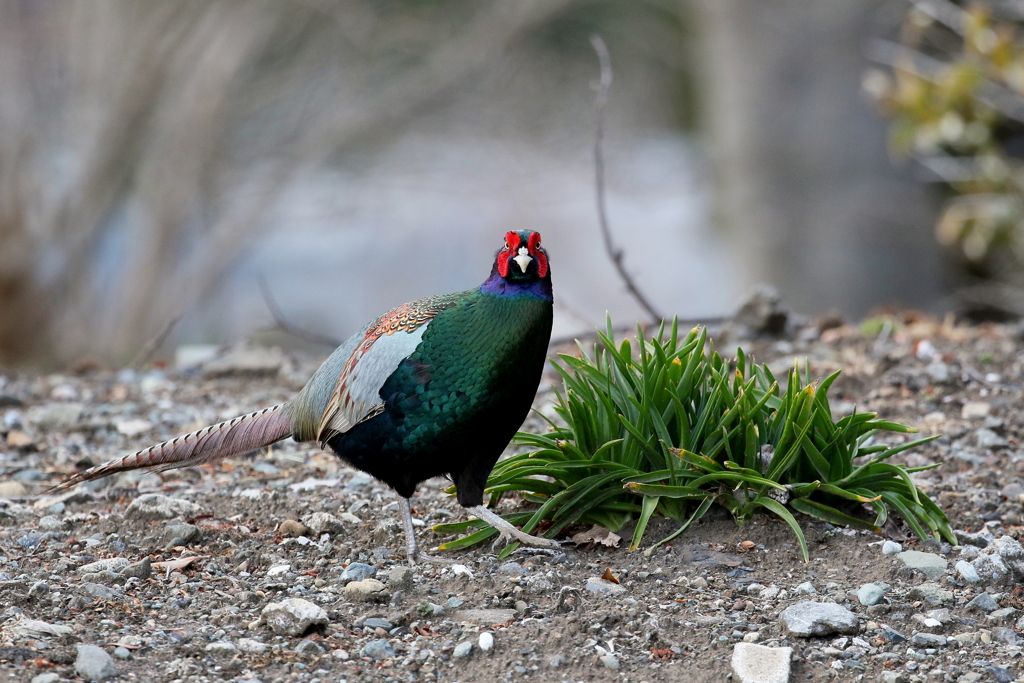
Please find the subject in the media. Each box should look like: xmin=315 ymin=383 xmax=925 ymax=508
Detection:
xmin=75 ymin=644 xmax=117 ymax=681
xmin=261 ymin=598 xmax=328 ymax=636
xmin=478 ymin=632 xmax=494 ymax=652
xmin=732 ymin=642 xmax=792 ymax=683
xmin=236 ymin=638 xmax=267 ymax=654
xmin=124 ymin=494 xmax=201 ymax=521
xmin=881 ymin=540 xmax=903 ymax=555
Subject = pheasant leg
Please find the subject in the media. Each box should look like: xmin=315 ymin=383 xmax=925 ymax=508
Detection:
xmin=399 ymin=497 xmax=452 ymax=565
xmin=470 ymin=505 xmax=562 ymax=550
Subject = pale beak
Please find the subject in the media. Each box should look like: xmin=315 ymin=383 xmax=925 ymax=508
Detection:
xmin=513 ymin=246 xmax=533 ymax=273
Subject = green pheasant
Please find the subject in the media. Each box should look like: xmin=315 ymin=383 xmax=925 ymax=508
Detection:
xmin=49 ymin=231 xmax=556 ymax=562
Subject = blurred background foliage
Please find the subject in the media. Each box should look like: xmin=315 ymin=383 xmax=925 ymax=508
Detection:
xmin=0 ymin=0 xmax=967 ymax=368
xmin=867 ymin=0 xmax=1024 ymax=317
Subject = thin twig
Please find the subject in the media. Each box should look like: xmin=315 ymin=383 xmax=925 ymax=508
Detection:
xmin=258 ymin=276 xmax=341 ymax=347
xmin=130 ymin=314 xmax=182 ymax=370
xmin=589 ymin=34 xmax=664 ymax=325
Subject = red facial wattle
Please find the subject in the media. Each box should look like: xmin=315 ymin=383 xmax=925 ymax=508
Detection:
xmin=497 ymin=231 xmax=547 ymax=278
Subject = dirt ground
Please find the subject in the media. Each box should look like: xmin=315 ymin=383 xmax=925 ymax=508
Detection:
xmin=2 ymin=313 xmax=1024 ymax=683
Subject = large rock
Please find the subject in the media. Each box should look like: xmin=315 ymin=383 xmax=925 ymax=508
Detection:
xmin=124 ymin=494 xmax=201 ymax=521
xmin=74 ymin=644 xmax=117 ymax=681
xmin=261 ymin=598 xmax=329 ymax=636
xmin=731 ymin=643 xmax=792 ymax=683
xmin=779 ymin=601 xmax=859 ymax=637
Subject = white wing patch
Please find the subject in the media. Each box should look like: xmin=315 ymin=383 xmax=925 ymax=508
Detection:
xmin=317 ymin=322 xmax=430 ymax=441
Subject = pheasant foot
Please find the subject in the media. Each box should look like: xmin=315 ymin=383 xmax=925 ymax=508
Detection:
xmin=399 ymin=497 xmax=454 ymax=565
xmin=469 ymin=505 xmax=562 ymax=550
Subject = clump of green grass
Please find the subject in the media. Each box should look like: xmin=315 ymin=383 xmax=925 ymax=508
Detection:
xmin=436 ymin=319 xmax=955 ymax=559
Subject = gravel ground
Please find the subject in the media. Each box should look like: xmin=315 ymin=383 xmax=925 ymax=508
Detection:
xmin=3 ymin=316 xmax=1024 ymax=683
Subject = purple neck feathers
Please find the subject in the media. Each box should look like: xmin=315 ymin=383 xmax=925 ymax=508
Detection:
xmin=479 ymin=271 xmax=553 ymax=301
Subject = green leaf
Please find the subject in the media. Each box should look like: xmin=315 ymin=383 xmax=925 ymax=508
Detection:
xmin=629 ymin=495 xmax=661 ymax=551
xmin=753 ymin=496 xmax=809 ymax=562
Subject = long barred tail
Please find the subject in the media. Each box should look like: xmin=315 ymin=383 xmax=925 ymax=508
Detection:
xmin=46 ymin=403 xmax=293 ymax=494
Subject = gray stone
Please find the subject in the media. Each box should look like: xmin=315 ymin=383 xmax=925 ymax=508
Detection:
xmin=960 ymin=545 xmax=981 ymax=560
xmin=444 ymin=596 xmax=464 ymax=610
xmin=857 ymin=583 xmax=887 ymax=606
xmin=780 ymin=601 xmax=859 ymax=637
xmin=986 ymin=607 xmax=1018 ymax=625
xmin=497 ymin=562 xmax=528 ymax=576
xmin=795 ymin=581 xmax=817 ymax=594
xmin=203 ymin=344 xmax=284 ymax=377
xmin=975 ymin=428 xmax=1007 ymax=448
xmin=905 ymin=582 xmax=953 ymax=605
xmin=966 ymin=593 xmax=1001 ymax=613
xmin=452 ymin=609 xmax=517 ymax=625
xmin=80 ymin=570 xmax=123 ymax=585
xmin=361 ymin=638 xmax=395 ymax=661
xmin=599 ymin=655 xmax=620 ymax=670
xmin=78 ymin=558 xmax=129 ymax=574
xmin=388 ymin=566 xmax=414 ymax=589
xmin=236 ymin=638 xmax=268 ymax=654
xmin=990 ymin=535 xmax=1024 ymax=559
xmin=302 ymin=511 xmax=345 ymax=537
xmin=163 ymin=523 xmax=200 ymax=545
xmin=340 ymin=563 xmax=377 ymax=584
xmin=731 ymin=642 xmax=792 ymax=683
xmin=120 ymin=557 xmax=152 ymax=580
xmin=38 ymin=515 xmax=65 ymax=532
xmin=452 ymin=641 xmax=473 ymax=658
xmin=78 ymin=583 xmax=123 ymax=601
xmin=261 ymin=598 xmax=329 ymax=636
xmin=75 ymin=644 xmax=117 ymax=681
xmin=987 ymin=666 xmax=1015 ymax=683
xmin=362 ymin=617 xmax=393 ymax=631
xmin=39 ymin=403 xmax=84 ymax=431
xmin=124 ymin=494 xmax=201 ymax=521
xmin=877 ymin=672 xmax=908 ymax=683
xmin=881 ymin=541 xmax=903 ymax=555
xmin=955 ymin=559 xmax=981 ymax=583
xmin=585 ymin=577 xmax=627 ymax=596
xmin=972 ymin=553 xmax=1012 ymax=585
xmin=910 ymin=632 xmax=946 ymax=647
xmin=294 ymin=639 xmax=326 ymax=656
xmin=548 ymin=654 xmax=566 ymax=668
xmin=991 ymin=626 xmax=1020 ymax=645
xmin=205 ymin=641 xmax=237 ymax=654
xmin=896 ymin=551 xmax=947 ymax=580
xmin=112 ymin=646 xmax=131 ymax=659
xmin=31 ymin=674 xmax=61 ymax=683
xmin=344 ymin=579 xmax=388 ymax=603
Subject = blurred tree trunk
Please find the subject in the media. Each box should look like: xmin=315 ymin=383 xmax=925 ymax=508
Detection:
xmin=690 ymin=0 xmax=945 ymax=318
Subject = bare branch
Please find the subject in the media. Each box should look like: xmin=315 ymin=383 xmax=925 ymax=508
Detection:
xmin=589 ymin=34 xmax=663 ymax=324
xmin=258 ymin=276 xmax=341 ymax=348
